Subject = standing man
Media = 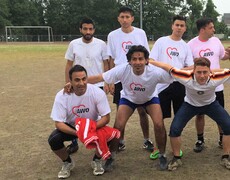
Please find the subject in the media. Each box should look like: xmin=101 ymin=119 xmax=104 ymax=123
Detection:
xmin=48 ymin=65 xmax=111 ymax=178
xmin=188 ymin=18 xmax=230 ymax=152
xmin=88 ymin=45 xmax=170 ymax=171
xmin=64 ymin=18 xmax=109 ymax=153
xmin=107 ymin=6 xmax=153 ymax=151
xmin=149 ymin=15 xmax=193 ymax=159
xmin=150 ymin=58 xmax=230 ymax=171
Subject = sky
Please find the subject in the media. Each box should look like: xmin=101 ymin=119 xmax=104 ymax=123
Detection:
xmin=212 ymin=0 xmax=230 ymax=16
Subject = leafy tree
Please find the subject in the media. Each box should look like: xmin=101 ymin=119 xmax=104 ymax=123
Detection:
xmin=0 ymin=0 xmax=10 ymax=34
xmin=202 ymin=0 xmax=219 ymax=21
xmin=182 ymin=0 xmax=205 ymax=39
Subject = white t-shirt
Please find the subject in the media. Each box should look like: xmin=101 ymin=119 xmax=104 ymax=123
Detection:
xmin=65 ymin=37 xmax=109 ymax=87
xmin=150 ymin=36 xmax=193 ymax=93
xmin=102 ymin=63 xmax=171 ymax=104
xmin=50 ymin=84 xmax=111 ymax=127
xmin=107 ymin=27 xmax=150 ymax=66
xmin=170 ymin=68 xmax=230 ymax=106
xmin=188 ymin=36 xmax=225 ymax=92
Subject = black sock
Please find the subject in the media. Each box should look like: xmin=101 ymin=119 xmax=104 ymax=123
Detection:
xmin=219 ymin=133 xmax=223 ymax=142
xmin=197 ymin=133 xmax=204 ymax=142
xmin=63 ymin=156 xmax=72 ymax=163
xmin=222 ymin=154 xmax=229 ymax=159
xmin=174 ymin=155 xmax=181 ymax=159
xmin=93 ymin=154 xmax=101 ymax=161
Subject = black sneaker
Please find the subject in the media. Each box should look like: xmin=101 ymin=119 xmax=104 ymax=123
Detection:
xmin=159 ymin=154 xmax=168 ymax=170
xmin=104 ymin=157 xmax=114 ymax=172
xmin=143 ymin=140 xmax=154 ymax=151
xmin=193 ymin=140 xmax=204 ymax=153
xmin=118 ymin=142 xmax=126 ymax=151
xmin=66 ymin=142 xmax=79 ymax=155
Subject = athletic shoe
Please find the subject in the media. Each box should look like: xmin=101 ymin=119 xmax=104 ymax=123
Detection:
xmin=66 ymin=142 xmax=79 ymax=155
xmin=91 ymin=159 xmax=104 ymax=176
xmin=104 ymin=157 xmax=114 ymax=172
xmin=168 ymin=157 xmax=182 ymax=171
xmin=193 ymin=140 xmax=204 ymax=153
xmin=58 ymin=158 xmax=75 ymax=179
xmin=118 ymin=142 xmax=126 ymax=151
xmin=159 ymin=154 xmax=168 ymax=170
xmin=150 ymin=148 xmax=159 ymax=160
xmin=220 ymin=158 xmax=230 ymax=170
xmin=143 ymin=140 xmax=154 ymax=151
xmin=218 ymin=140 xmax=223 ymax=149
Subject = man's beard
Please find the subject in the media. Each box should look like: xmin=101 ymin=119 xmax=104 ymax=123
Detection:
xmin=82 ymin=34 xmax=93 ymax=41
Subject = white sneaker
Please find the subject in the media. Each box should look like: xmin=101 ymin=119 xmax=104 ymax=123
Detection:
xmin=58 ymin=158 xmax=75 ymax=179
xmin=91 ymin=159 xmax=104 ymax=175
xmin=220 ymin=158 xmax=230 ymax=170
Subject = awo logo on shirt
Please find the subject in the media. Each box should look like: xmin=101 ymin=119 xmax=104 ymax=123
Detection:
xmin=122 ymin=41 xmax=133 ymax=52
xmin=130 ymin=82 xmax=145 ymax=94
xmin=166 ymin=47 xmax=179 ymax=59
xmin=199 ymin=49 xmax=214 ymax=57
xmin=72 ymin=105 xmax=89 ymax=117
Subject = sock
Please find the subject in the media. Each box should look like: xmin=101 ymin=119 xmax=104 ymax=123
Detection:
xmin=119 ymin=139 xmax=125 ymax=144
xmin=63 ymin=156 xmax=72 ymax=163
xmin=93 ymin=154 xmax=101 ymax=161
xmin=197 ymin=133 xmax=204 ymax=142
xmin=72 ymin=138 xmax=78 ymax=145
xmin=174 ymin=155 xmax=181 ymax=159
xmin=222 ymin=154 xmax=229 ymax=159
xmin=219 ymin=133 xmax=223 ymax=142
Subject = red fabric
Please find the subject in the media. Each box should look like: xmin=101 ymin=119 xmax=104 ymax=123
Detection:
xmin=75 ymin=118 xmax=120 ymax=160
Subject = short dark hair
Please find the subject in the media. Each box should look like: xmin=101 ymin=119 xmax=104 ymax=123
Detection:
xmin=118 ymin=6 xmax=134 ymax=16
xmin=172 ymin=15 xmax=186 ymax=23
xmin=69 ymin=65 xmax=87 ymax=81
xmin=196 ymin=18 xmax=214 ymax=31
xmin=194 ymin=57 xmax=211 ymax=68
xmin=79 ymin=17 xmax=95 ymax=29
xmin=126 ymin=45 xmax=149 ymax=62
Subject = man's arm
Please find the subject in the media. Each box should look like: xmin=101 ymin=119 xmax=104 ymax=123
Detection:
xmin=108 ymin=56 xmax=115 ymax=95
xmin=149 ymin=59 xmax=173 ymax=72
xmin=88 ymin=74 xmax=104 ymax=84
xmin=96 ymin=114 xmax=110 ymax=129
xmin=103 ymin=59 xmax=110 ymax=94
xmin=65 ymin=60 xmax=74 ymax=83
xmin=55 ymin=121 xmax=77 ymax=136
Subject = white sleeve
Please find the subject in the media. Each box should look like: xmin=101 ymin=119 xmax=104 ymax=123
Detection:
xmin=50 ymin=95 xmax=67 ymax=122
xmin=96 ymin=90 xmax=111 ymax=116
xmin=64 ymin=41 xmax=74 ymax=61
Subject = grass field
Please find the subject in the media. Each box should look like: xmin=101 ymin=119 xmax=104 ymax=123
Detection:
xmin=1 ymin=42 xmax=230 ymax=180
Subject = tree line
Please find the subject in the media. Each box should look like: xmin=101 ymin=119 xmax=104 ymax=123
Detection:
xmin=0 ymin=0 xmax=229 ymax=40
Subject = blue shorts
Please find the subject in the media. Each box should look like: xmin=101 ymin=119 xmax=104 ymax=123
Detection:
xmin=119 ymin=97 xmax=160 ymax=111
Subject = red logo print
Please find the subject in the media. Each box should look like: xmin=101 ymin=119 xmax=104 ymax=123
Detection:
xmin=130 ymin=82 xmax=145 ymax=94
xmin=166 ymin=47 xmax=178 ymax=59
xmin=122 ymin=41 xmax=133 ymax=52
xmin=72 ymin=105 xmax=88 ymax=117
xmin=199 ymin=48 xmax=213 ymax=57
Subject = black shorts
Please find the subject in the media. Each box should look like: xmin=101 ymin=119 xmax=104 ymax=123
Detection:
xmin=48 ymin=123 xmax=76 ymax=151
xmin=158 ymin=82 xmax=185 ymax=119
xmin=113 ymin=82 xmax=123 ymax=105
xmin=215 ymin=90 xmax=224 ymax=107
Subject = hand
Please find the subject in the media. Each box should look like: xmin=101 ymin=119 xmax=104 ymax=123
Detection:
xmin=109 ymin=84 xmax=115 ymax=96
xmin=63 ymin=82 xmax=73 ymax=94
xmin=103 ymin=83 xmax=109 ymax=94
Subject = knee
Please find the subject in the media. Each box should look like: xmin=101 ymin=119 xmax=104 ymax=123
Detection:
xmin=169 ymin=125 xmax=182 ymax=137
xmin=48 ymin=133 xmax=64 ymax=151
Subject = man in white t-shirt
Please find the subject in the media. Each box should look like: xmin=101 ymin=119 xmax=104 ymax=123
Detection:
xmin=107 ymin=6 xmax=153 ymax=152
xmin=64 ymin=18 xmax=109 ymax=154
xmin=88 ymin=45 xmax=170 ymax=171
xmin=188 ymin=18 xmax=230 ymax=153
xmin=48 ymin=65 xmax=111 ymax=178
xmin=150 ymin=57 xmax=230 ymax=171
xmin=149 ymin=15 xmax=193 ymax=159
